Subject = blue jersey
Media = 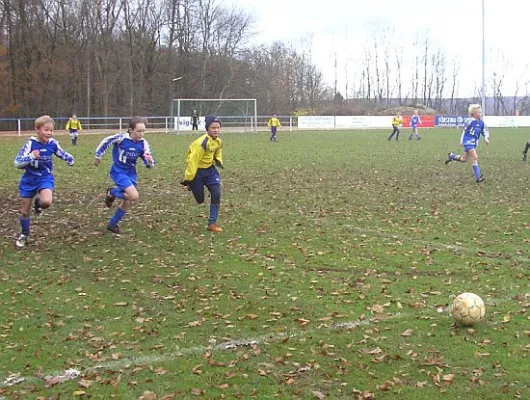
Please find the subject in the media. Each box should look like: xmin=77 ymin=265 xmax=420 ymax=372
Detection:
xmin=460 ymin=118 xmax=489 ymax=148
xmin=411 ymin=115 xmax=422 ymax=127
xmin=95 ymin=133 xmax=154 ymax=173
xmin=14 ymin=136 xmax=74 ymax=177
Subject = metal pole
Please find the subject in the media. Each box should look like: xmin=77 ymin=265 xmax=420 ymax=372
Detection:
xmin=254 ymin=100 xmax=258 ymax=133
xmin=18 ymin=119 xmax=21 ymax=136
xmin=176 ymin=99 xmax=181 ymax=133
xmin=482 ymin=0 xmax=486 ymax=115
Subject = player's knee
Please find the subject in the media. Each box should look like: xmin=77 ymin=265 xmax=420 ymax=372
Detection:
xmin=40 ymin=199 xmax=52 ymax=208
xmin=126 ymin=191 xmax=139 ymax=202
xmin=193 ymin=192 xmax=205 ymax=204
xmin=210 ymin=186 xmax=221 ymax=204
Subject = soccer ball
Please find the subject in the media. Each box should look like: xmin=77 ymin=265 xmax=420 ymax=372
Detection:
xmin=449 ymin=292 xmax=486 ymax=325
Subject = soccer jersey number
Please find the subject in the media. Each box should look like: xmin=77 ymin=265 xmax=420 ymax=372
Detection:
xmin=118 ymin=148 xmax=128 ymax=164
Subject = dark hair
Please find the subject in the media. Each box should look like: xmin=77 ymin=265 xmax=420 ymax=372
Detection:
xmin=128 ymin=116 xmax=147 ymax=132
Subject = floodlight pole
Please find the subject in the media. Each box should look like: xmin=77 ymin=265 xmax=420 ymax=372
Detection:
xmin=481 ymin=0 xmax=486 ymax=115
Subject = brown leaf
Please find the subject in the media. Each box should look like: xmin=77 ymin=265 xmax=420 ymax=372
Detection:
xmin=503 ymin=314 xmax=511 ymax=323
xmin=246 ymin=314 xmax=259 ymax=320
xmin=371 ymin=304 xmax=384 ymax=314
xmin=312 ymin=390 xmax=326 ymax=399
xmin=138 ymin=391 xmax=157 ymax=400
xmin=217 ymin=384 xmax=229 ymax=390
xmin=191 ymin=388 xmax=204 ymax=396
xmin=442 ymin=374 xmax=454 ymax=386
xmin=475 ymin=352 xmax=490 ymax=359
xmin=416 ymin=381 xmax=428 ymax=388
xmin=114 ymin=302 xmax=128 ymax=307
xmin=401 ymin=329 xmax=414 ymax=337
xmin=78 ymin=379 xmax=93 ymax=389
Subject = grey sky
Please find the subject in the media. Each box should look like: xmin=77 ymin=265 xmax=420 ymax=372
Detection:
xmin=228 ymin=0 xmax=528 ymax=97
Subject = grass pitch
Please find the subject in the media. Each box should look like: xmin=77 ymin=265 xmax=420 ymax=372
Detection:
xmin=0 ymin=128 xmax=529 ymax=399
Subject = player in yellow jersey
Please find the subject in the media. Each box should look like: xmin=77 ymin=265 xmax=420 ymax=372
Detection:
xmin=267 ymin=114 xmax=282 ymax=142
xmin=181 ymin=115 xmax=224 ymax=232
xmin=388 ymin=112 xmax=403 ymax=141
xmin=65 ymin=114 xmax=82 ymax=146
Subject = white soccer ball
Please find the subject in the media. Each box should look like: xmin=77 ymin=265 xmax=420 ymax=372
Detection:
xmin=449 ymin=292 xmax=486 ymax=326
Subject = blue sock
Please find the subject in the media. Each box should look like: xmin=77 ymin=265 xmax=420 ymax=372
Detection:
xmin=209 ymin=202 xmax=219 ymax=225
xmin=449 ymin=153 xmax=459 ymax=161
xmin=109 ymin=208 xmax=126 ymax=227
xmin=473 ymin=164 xmax=481 ymax=179
xmin=19 ymin=216 xmax=30 ymax=235
xmin=111 ymin=187 xmax=125 ymax=200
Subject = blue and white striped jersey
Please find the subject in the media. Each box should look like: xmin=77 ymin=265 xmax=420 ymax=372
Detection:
xmin=95 ymin=133 xmax=154 ymax=171
xmin=460 ymin=118 xmax=489 ymax=147
xmin=14 ymin=137 xmax=74 ymax=177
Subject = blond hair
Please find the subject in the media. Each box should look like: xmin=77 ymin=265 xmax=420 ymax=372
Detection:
xmin=35 ymin=115 xmax=55 ymax=129
xmin=468 ymin=104 xmax=482 ymax=117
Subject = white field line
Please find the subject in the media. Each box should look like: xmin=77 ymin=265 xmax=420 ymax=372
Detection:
xmin=0 ymin=313 xmax=405 ymax=389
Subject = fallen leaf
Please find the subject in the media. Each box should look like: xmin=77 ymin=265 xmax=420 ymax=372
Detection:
xmin=402 ymin=329 xmax=414 ymax=337
xmin=246 ymin=314 xmax=258 ymax=320
xmin=114 ymin=302 xmax=128 ymax=307
xmin=138 ymin=391 xmax=157 ymax=400
xmin=312 ymin=390 xmax=326 ymax=399
xmin=191 ymin=388 xmax=203 ymax=396
xmin=442 ymin=374 xmax=454 ymax=386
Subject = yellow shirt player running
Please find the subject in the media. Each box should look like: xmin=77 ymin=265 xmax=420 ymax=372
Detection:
xmin=65 ymin=114 xmax=82 ymax=146
xmin=181 ymin=115 xmax=224 ymax=232
xmin=388 ymin=112 xmax=403 ymax=141
xmin=267 ymin=114 xmax=282 ymax=142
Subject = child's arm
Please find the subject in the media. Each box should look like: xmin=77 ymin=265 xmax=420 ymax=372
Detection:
xmin=54 ymin=141 xmax=75 ymax=165
xmin=94 ymin=133 xmax=123 ymax=164
xmin=278 ymin=118 xmax=282 ymax=127
xmin=140 ymin=140 xmax=155 ymax=167
xmin=14 ymin=139 xmax=38 ymax=169
xmin=214 ymin=142 xmax=224 ymax=169
xmin=65 ymin=119 xmax=71 ymax=131
xmin=182 ymin=142 xmax=204 ymax=183
xmin=482 ymin=124 xmax=490 ymax=144
xmin=267 ymin=119 xmax=271 ymax=128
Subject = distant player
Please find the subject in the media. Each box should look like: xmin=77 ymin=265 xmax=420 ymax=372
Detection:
xmin=65 ymin=114 xmax=82 ymax=146
xmin=191 ymin=109 xmax=199 ymax=131
xmin=14 ymin=116 xmax=75 ymax=248
xmin=445 ymin=104 xmax=489 ymax=183
xmin=267 ymin=114 xmax=282 ymax=142
xmin=409 ymin=110 xmax=422 ymax=141
xmin=180 ymin=115 xmax=224 ymax=232
xmin=388 ymin=112 xmax=403 ymax=141
xmin=94 ymin=117 xmax=155 ymax=234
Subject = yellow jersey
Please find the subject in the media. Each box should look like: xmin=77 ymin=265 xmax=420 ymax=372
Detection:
xmin=66 ymin=118 xmax=82 ymax=130
xmin=267 ymin=117 xmax=282 ymax=128
xmin=184 ymin=133 xmax=223 ymax=181
xmin=392 ymin=116 xmax=403 ymax=126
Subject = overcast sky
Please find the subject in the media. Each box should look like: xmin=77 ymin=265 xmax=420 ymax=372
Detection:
xmin=228 ymin=0 xmax=529 ymax=97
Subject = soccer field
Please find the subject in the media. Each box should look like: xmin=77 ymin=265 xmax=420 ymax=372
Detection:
xmin=1 ymin=128 xmax=529 ymax=399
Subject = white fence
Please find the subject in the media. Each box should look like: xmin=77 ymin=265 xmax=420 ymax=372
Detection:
xmin=0 ymin=115 xmax=297 ymax=136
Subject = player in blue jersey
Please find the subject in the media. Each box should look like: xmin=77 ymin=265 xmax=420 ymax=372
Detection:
xmin=13 ymin=115 xmax=75 ymax=248
xmin=409 ymin=110 xmax=422 ymax=141
xmin=94 ymin=117 xmax=154 ymax=234
xmin=445 ymin=104 xmax=489 ymax=183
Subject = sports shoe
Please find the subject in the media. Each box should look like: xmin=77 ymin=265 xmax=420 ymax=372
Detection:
xmin=476 ymin=175 xmax=485 ymax=183
xmin=16 ymin=233 xmax=29 ymax=248
xmin=107 ymin=224 xmax=121 ymax=234
xmin=105 ymin=187 xmax=115 ymax=208
xmin=522 ymin=153 xmax=527 ymax=161
xmin=207 ymin=224 xmax=223 ymax=233
xmin=34 ymin=198 xmax=42 ymax=215
xmin=445 ymin=153 xmax=453 ymax=165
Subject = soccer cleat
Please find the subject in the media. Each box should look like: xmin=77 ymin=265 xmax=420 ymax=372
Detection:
xmin=207 ymin=224 xmax=223 ymax=233
xmin=105 ymin=187 xmax=116 ymax=208
xmin=445 ymin=153 xmax=453 ymax=165
xmin=16 ymin=233 xmax=29 ymax=248
xmin=522 ymin=153 xmax=527 ymax=161
xmin=476 ymin=175 xmax=485 ymax=183
xmin=107 ymin=224 xmax=121 ymax=234
xmin=34 ymin=198 xmax=43 ymax=215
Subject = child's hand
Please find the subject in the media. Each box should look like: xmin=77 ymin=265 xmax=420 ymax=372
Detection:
xmin=94 ymin=158 xmax=101 ymax=166
xmin=31 ymin=150 xmax=40 ymax=159
xmin=144 ymin=153 xmax=154 ymax=165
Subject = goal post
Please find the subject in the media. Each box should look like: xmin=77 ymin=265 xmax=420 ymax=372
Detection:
xmin=171 ymin=98 xmax=258 ymax=133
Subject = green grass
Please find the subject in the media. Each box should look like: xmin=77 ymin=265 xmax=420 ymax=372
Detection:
xmin=0 ymin=128 xmax=529 ymax=399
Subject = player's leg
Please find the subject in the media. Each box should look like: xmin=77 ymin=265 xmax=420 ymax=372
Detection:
xmin=388 ymin=126 xmax=397 ymax=141
xmin=522 ymin=140 xmax=530 ymax=161
xmin=409 ymin=128 xmax=414 ymax=140
xmin=446 ymin=150 xmax=467 ymax=164
xmin=73 ymin=131 xmax=78 ymax=145
xmin=415 ymin=128 xmax=420 ymax=140
xmin=468 ymin=149 xmax=484 ymax=182
xmin=271 ymin=127 xmax=277 ymax=142
xmin=206 ymin=183 xmax=222 ymax=232
xmin=16 ymin=196 xmax=33 ymax=248
xmin=395 ymin=127 xmax=400 ymax=141
xmin=106 ymin=169 xmax=128 ymax=207
xmin=107 ymin=173 xmax=137 ymax=233
xmin=33 ymin=177 xmax=54 ymax=215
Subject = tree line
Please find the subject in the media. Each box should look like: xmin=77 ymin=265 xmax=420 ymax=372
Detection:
xmin=0 ymin=0 xmax=329 ymax=118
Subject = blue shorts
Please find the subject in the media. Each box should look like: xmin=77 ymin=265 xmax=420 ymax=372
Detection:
xmin=19 ymin=174 xmax=54 ymax=198
xmin=190 ymin=167 xmax=221 ymax=189
xmin=271 ymin=127 xmax=277 ymax=134
xmin=464 ymin=145 xmax=477 ymax=152
xmin=411 ymin=125 xmax=417 ymax=130
xmin=110 ymin=168 xmax=137 ymax=191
